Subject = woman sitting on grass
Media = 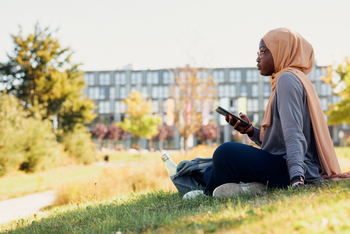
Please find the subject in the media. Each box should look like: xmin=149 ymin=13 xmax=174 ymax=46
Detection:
xmin=201 ymin=28 xmax=350 ymax=198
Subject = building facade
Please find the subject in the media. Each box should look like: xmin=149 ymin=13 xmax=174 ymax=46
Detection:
xmin=82 ymin=65 xmax=344 ymax=149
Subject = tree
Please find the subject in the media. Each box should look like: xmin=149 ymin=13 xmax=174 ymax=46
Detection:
xmin=0 ymin=23 xmax=96 ymax=135
xmin=171 ymin=66 xmax=216 ymax=153
xmin=104 ymin=124 xmax=122 ymax=142
xmin=323 ymin=57 xmax=350 ymax=125
xmin=117 ymin=90 xmax=162 ymax=156
xmin=195 ymin=121 xmax=219 ymax=144
xmin=91 ymin=123 xmax=108 ymax=150
xmin=151 ymin=124 xmax=175 ymax=151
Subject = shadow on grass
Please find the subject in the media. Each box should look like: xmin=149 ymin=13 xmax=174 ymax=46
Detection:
xmin=4 ymin=180 xmax=350 ymax=234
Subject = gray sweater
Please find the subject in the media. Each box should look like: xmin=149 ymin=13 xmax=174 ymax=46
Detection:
xmin=249 ymin=72 xmax=322 ymax=182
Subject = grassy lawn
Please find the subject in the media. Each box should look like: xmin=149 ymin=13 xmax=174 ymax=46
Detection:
xmin=1 ymin=180 xmax=350 ymax=233
xmin=0 ymin=146 xmax=349 ymax=233
xmin=0 ymin=152 xmax=141 ymax=201
xmin=0 ymin=165 xmax=104 ymax=201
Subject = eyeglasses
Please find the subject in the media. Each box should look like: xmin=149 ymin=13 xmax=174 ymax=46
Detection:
xmin=257 ymin=49 xmax=270 ymax=59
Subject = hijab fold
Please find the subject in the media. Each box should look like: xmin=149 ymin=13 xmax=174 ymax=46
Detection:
xmin=260 ymin=28 xmax=350 ymax=180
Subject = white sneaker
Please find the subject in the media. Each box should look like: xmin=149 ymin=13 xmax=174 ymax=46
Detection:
xmin=213 ymin=182 xmax=266 ymax=198
xmin=182 ymin=190 xmax=208 ymax=200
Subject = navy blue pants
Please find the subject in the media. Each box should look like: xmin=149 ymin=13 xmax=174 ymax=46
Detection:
xmin=203 ymin=142 xmax=290 ymax=194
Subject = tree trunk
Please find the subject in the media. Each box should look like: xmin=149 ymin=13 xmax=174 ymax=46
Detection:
xmin=180 ymin=136 xmax=185 ymax=154
xmin=138 ymin=136 xmax=142 ymax=161
xmin=184 ymin=136 xmax=188 ymax=154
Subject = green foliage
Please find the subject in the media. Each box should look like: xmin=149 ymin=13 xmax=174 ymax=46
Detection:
xmin=19 ymin=118 xmax=63 ymax=173
xmin=324 ymin=57 xmax=350 ymax=125
xmin=117 ymin=91 xmax=162 ymax=145
xmin=0 ymin=94 xmax=26 ymax=175
xmin=61 ymin=126 xmax=96 ymax=164
xmin=0 ymin=23 xmax=96 ymax=135
xmin=0 ymin=94 xmax=62 ymax=175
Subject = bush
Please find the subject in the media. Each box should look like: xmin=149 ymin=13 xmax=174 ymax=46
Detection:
xmin=19 ymin=118 xmax=64 ymax=172
xmin=61 ymin=125 xmax=96 ymax=164
xmin=0 ymin=94 xmax=27 ymax=176
xmin=0 ymin=94 xmax=68 ymax=175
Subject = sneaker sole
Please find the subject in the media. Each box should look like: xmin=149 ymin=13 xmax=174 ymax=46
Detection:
xmin=213 ymin=182 xmax=266 ymax=198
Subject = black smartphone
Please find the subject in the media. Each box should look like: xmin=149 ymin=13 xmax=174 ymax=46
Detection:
xmin=215 ymin=106 xmax=249 ymax=126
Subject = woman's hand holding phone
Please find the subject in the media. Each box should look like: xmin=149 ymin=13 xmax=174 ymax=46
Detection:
xmin=225 ymin=113 xmax=254 ymax=136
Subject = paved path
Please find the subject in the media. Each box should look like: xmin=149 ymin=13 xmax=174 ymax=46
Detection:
xmin=0 ymin=190 xmax=56 ymax=225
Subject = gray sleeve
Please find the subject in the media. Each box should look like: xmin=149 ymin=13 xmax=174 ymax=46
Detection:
xmin=249 ymin=126 xmax=262 ymax=146
xmin=276 ymin=73 xmax=307 ymax=180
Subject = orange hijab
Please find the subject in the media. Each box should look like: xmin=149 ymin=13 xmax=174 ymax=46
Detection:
xmin=260 ymin=28 xmax=350 ymax=180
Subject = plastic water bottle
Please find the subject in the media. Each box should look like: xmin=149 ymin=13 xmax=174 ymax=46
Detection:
xmin=161 ymin=153 xmax=177 ymax=177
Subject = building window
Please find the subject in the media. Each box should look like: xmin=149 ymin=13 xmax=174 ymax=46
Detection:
xmin=130 ymin=86 xmax=137 ymax=93
xmin=316 ymin=67 xmax=326 ymax=81
xmin=264 ymin=98 xmax=269 ymax=109
xmin=230 ymin=99 xmax=237 ymax=112
xmin=218 ymin=85 xmax=223 ymax=97
xmin=152 ymin=100 xmax=159 ymax=112
xmin=321 ymin=83 xmax=332 ymax=96
xmin=229 ymin=84 xmax=236 ymax=97
xmin=94 ymin=87 xmax=99 ymax=100
xmin=99 ymin=73 xmax=110 ymax=85
xmin=175 ymin=86 xmax=180 ymax=98
xmin=320 ymin=98 xmax=329 ymax=110
xmin=246 ymin=69 xmax=259 ymax=82
xmin=218 ymin=85 xmax=228 ymax=97
xmin=120 ymin=87 xmax=126 ymax=99
xmin=162 ymin=86 xmax=169 ymax=98
xmin=131 ymin=72 xmax=142 ymax=85
xmin=141 ymin=86 xmax=148 ymax=98
xmin=163 ymin=71 xmax=175 ymax=84
xmin=240 ymin=85 xmax=247 ymax=97
xmin=115 ymin=72 xmax=126 ymax=85
xmin=178 ymin=71 xmax=187 ymax=84
xmin=196 ymin=86 xmax=202 ymax=97
xmin=213 ymin=70 xmax=225 ymax=83
xmin=196 ymin=70 xmax=208 ymax=81
xmin=162 ymin=100 xmax=167 ymax=112
xmin=252 ymin=84 xmax=259 ymax=97
xmin=263 ymin=84 xmax=271 ymax=97
xmin=247 ymin=99 xmax=259 ymax=112
xmin=253 ymin=113 xmax=259 ymax=123
xmin=115 ymin=101 xmax=126 ymax=113
xmin=147 ymin=71 xmax=159 ymax=84
xmin=152 ymin=86 xmax=159 ymax=98
xmin=99 ymin=101 xmax=110 ymax=114
xmin=84 ymin=73 xmax=95 ymax=86
xmin=263 ymin=76 xmax=270 ymax=82
xmin=229 ymin=70 xmax=242 ymax=83
xmin=88 ymin=87 xmax=94 ymax=99
xmin=99 ymin=87 xmax=105 ymax=99
xmin=109 ymin=87 xmax=115 ymax=99
xmin=332 ymin=95 xmax=341 ymax=104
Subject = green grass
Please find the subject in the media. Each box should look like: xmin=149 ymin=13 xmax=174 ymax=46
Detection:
xmin=1 ymin=147 xmax=350 ymax=233
xmin=2 ymin=180 xmax=350 ymax=233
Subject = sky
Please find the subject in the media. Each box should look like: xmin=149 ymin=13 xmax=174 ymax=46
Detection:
xmin=1 ymin=0 xmax=350 ymax=72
